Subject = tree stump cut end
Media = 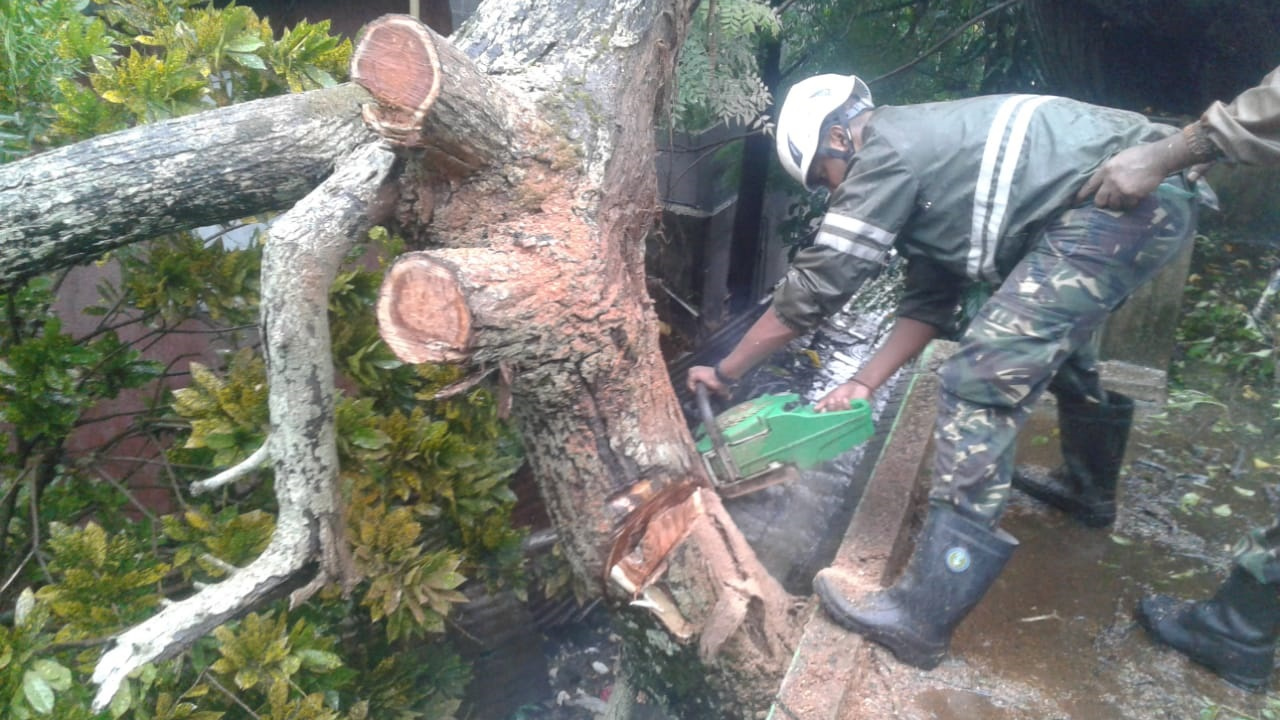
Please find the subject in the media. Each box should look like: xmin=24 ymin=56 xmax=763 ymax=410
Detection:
xmin=377 ymin=253 xmax=473 ymax=364
xmin=352 ymin=15 xmax=442 ymax=144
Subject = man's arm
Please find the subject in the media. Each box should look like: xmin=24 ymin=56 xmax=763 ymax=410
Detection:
xmin=686 ymin=307 xmax=800 ymax=394
xmin=1079 ymin=65 xmax=1280 ymax=209
xmin=1201 ymin=65 xmax=1280 ymax=166
xmin=812 ymin=317 xmax=938 ymax=412
xmin=687 ymin=134 xmax=917 ymax=395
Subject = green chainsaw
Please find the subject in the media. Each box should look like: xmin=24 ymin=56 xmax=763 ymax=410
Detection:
xmin=692 ymin=385 xmax=874 ymax=498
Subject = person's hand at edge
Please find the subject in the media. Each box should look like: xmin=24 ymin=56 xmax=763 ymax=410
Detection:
xmin=687 ymin=364 xmax=732 ymax=398
xmin=814 ymin=377 xmax=873 ymax=413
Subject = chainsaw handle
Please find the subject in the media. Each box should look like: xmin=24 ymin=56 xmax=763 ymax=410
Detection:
xmin=695 ymin=383 xmax=741 ymax=482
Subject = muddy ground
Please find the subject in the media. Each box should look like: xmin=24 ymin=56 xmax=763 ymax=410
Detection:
xmin=832 ymin=396 xmax=1280 ymax=720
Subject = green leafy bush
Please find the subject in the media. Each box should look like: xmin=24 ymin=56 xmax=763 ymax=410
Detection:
xmin=0 ymin=3 xmax=526 ymax=719
xmin=1174 ymin=233 xmax=1279 ymax=389
xmin=673 ymin=0 xmax=780 ymax=130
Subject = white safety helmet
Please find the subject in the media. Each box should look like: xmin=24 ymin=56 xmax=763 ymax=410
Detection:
xmin=775 ymin=74 xmax=873 ymax=190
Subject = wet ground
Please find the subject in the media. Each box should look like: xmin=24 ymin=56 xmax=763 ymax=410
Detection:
xmin=464 ymin=388 xmax=1279 ymax=720
xmin=461 ymin=366 xmax=1279 ymax=720
xmin=828 ymin=394 xmax=1280 ymax=720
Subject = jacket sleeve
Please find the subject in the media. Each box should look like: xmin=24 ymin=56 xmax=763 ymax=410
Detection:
xmin=896 ymin=255 xmax=964 ymax=333
xmin=771 ymin=133 xmax=919 ymax=333
xmin=1201 ymin=65 xmax=1280 ymax=166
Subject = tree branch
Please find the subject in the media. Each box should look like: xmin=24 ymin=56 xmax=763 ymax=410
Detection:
xmin=868 ymin=0 xmax=1026 ymax=85
xmin=779 ymin=0 xmax=925 ymax=80
xmin=189 ymin=441 xmax=271 ymax=496
xmin=90 ymin=141 xmax=396 ymax=711
xmin=0 ymin=84 xmax=374 ymax=287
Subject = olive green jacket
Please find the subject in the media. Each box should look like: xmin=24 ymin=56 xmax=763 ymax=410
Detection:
xmin=773 ymin=94 xmax=1174 ymax=334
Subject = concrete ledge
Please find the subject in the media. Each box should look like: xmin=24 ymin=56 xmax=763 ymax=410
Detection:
xmin=768 ymin=342 xmax=951 ymax=720
xmin=1097 ymin=359 xmax=1169 ymax=404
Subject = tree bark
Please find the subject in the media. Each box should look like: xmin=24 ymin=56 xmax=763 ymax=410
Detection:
xmin=1 ymin=2 xmax=802 ymax=715
xmin=0 ymin=85 xmax=374 ymax=287
xmin=367 ymin=6 xmax=800 ymax=715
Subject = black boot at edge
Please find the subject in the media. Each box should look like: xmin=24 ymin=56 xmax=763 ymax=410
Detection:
xmin=1137 ymin=567 xmax=1280 ymax=691
xmin=1012 ymin=390 xmax=1134 ymax=528
xmin=814 ymin=505 xmax=1018 ymax=669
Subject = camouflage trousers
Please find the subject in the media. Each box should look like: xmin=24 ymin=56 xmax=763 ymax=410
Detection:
xmin=930 ymin=183 xmax=1198 ymax=526
xmin=1234 ymin=521 xmax=1280 ymax=585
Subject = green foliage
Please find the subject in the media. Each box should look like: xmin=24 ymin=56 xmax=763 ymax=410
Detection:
xmin=210 ymin=612 xmax=336 ymax=694
xmin=1 ymin=5 xmax=527 ymax=720
xmin=673 ymin=0 xmax=780 ymax=130
xmin=0 ymin=0 xmax=355 ymax=145
xmin=1 ymin=589 xmax=73 ymax=719
xmin=112 ymin=226 xmax=263 ymax=326
xmin=91 ymin=47 xmax=209 ymax=121
xmin=352 ymin=503 xmax=467 ymax=639
xmin=0 ymin=224 xmax=526 ymax=719
xmin=171 ymin=350 xmax=269 ymax=467
xmin=671 ymin=0 xmax=1038 ymax=133
xmin=37 ymin=522 xmax=169 ymax=642
xmin=780 ymin=0 xmax=1038 ymax=103
xmin=163 ymin=507 xmax=275 ymax=579
xmin=0 ymin=278 xmax=163 ymax=444
xmin=0 ymin=0 xmax=110 ymax=160
xmin=1168 ymin=231 xmax=1280 ymax=476
xmin=0 ymin=316 xmax=101 ymax=443
xmin=1174 ymin=233 xmax=1279 ymax=389
xmin=265 ymin=18 xmax=349 ymax=93
xmin=352 ymin=646 xmax=470 ymax=720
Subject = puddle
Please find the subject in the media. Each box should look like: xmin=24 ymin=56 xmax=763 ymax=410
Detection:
xmin=893 ymin=403 xmax=1279 ymax=720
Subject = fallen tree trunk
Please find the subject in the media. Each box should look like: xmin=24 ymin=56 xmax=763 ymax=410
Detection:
xmin=367 ymin=9 xmax=799 ymax=714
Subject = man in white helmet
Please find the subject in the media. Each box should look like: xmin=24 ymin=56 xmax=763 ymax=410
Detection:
xmin=686 ymin=73 xmax=1205 ymax=669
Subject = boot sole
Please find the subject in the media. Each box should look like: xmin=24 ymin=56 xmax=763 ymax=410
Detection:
xmin=815 ymin=575 xmax=948 ymax=670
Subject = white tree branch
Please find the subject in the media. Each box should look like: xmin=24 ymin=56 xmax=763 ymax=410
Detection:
xmin=189 ymin=441 xmax=271 ymax=495
xmin=91 ymin=141 xmax=396 ymax=711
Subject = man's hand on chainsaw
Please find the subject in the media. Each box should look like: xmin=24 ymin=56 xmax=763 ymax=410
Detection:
xmin=814 ymin=378 xmax=873 ymax=413
xmin=687 ymin=365 xmax=731 ymax=397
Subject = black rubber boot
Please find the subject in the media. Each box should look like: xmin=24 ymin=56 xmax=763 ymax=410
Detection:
xmin=1137 ymin=568 xmax=1280 ymax=691
xmin=1012 ymin=390 xmax=1134 ymax=528
xmin=814 ymin=505 xmax=1018 ymax=669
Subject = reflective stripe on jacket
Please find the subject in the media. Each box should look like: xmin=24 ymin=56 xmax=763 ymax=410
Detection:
xmin=772 ymin=94 xmax=1175 ymax=334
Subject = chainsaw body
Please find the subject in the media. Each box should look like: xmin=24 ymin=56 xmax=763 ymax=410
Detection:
xmin=693 ymin=392 xmax=874 ymax=497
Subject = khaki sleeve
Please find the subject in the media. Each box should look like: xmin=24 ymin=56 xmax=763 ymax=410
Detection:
xmin=1200 ymin=65 xmax=1280 ymax=166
